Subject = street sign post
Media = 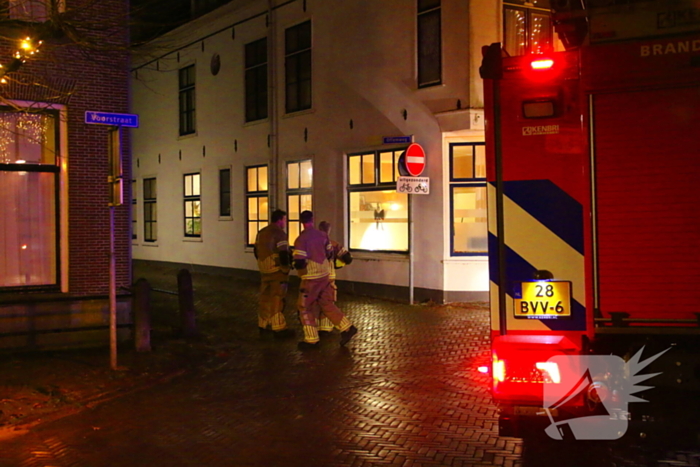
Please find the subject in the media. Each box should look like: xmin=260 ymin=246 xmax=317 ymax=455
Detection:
xmin=404 ymin=143 xmax=426 ymax=176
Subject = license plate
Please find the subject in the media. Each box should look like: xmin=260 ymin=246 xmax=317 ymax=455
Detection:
xmin=514 ymin=281 xmax=571 ymax=319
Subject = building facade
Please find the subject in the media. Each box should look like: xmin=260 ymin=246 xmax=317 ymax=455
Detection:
xmin=0 ymin=0 xmax=132 ymax=348
xmin=131 ymin=0 xmax=561 ymax=303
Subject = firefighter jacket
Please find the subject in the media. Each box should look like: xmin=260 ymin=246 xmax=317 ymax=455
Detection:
xmin=254 ymin=223 xmax=290 ymax=274
xmin=293 ymin=227 xmax=333 ymax=280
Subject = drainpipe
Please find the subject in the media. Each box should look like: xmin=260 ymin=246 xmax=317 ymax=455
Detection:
xmin=268 ymin=0 xmax=279 ymax=208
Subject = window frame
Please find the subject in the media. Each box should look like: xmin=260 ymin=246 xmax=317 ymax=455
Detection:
xmin=449 ymin=142 xmax=487 ymax=257
xmin=178 ymin=64 xmax=196 ymax=136
xmin=183 ymin=172 xmax=202 ymax=238
xmin=244 ymin=37 xmax=268 ymax=122
xmin=284 ymin=20 xmax=312 ymax=114
xmin=143 ymin=177 xmax=157 ymax=243
xmin=245 ymin=164 xmax=269 ymax=247
xmin=347 ymin=148 xmax=410 ymax=254
xmin=417 ymin=0 xmax=442 ymax=88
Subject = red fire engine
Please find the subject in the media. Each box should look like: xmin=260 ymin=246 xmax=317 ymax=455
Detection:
xmin=480 ymin=0 xmax=700 ymax=442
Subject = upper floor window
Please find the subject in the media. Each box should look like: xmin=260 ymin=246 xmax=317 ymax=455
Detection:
xmin=183 ymin=173 xmax=201 ymax=237
xmin=285 ymin=21 xmax=311 ymax=113
xmin=286 ymin=159 xmax=312 ymax=243
xmin=348 ymin=149 xmax=408 ymax=252
xmin=6 ymin=0 xmax=64 ymax=22
xmin=449 ymin=143 xmax=487 ymax=255
xmin=179 ymin=65 xmax=196 ymax=135
xmin=246 ymin=165 xmax=268 ymax=246
xmin=504 ymin=0 xmax=562 ymax=56
xmin=245 ymin=38 xmax=268 ymax=122
xmin=417 ymin=0 xmax=441 ymax=87
xmin=132 ymin=179 xmax=137 ymax=240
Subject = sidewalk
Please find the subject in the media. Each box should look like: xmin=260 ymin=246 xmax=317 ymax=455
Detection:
xmin=0 ymin=261 xmax=490 ymax=439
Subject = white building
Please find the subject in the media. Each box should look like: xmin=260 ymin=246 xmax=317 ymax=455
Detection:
xmin=131 ymin=0 xmax=560 ymax=303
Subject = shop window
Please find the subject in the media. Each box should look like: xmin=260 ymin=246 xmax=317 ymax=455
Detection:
xmin=450 ymin=143 xmax=487 ymax=255
xmin=348 ymin=149 xmax=408 ymax=252
xmin=286 ymin=159 xmax=312 ymax=243
xmin=0 ymin=110 xmax=59 ymax=289
xmin=246 ymin=165 xmax=268 ymax=246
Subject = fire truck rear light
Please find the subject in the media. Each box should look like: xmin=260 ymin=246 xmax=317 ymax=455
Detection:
xmin=531 ymin=59 xmax=554 ymax=70
xmin=535 ymin=362 xmax=561 ymax=383
xmin=478 ymin=365 xmax=489 ymax=374
xmin=493 ymin=360 xmax=506 ymax=382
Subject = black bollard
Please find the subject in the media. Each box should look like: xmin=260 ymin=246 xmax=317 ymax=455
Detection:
xmin=133 ymin=278 xmax=152 ymax=352
xmin=177 ymin=268 xmax=197 ymax=338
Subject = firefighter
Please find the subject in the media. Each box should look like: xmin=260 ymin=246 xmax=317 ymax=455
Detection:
xmin=253 ymin=209 xmax=295 ymax=338
xmin=293 ymin=211 xmax=358 ymax=349
xmin=316 ymin=220 xmax=352 ymax=334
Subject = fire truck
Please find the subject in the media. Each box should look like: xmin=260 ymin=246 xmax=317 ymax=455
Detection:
xmin=480 ymin=0 xmax=700 ymax=442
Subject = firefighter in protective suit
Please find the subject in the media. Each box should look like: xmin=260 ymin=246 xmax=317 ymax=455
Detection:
xmin=316 ymin=221 xmax=352 ymax=333
xmin=294 ymin=211 xmax=357 ymax=349
xmin=254 ymin=209 xmax=295 ymax=338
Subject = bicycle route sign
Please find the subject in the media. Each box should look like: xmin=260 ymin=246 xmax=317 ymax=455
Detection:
xmin=397 ymin=176 xmax=429 ymax=195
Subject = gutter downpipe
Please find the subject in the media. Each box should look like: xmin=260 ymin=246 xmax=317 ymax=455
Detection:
xmin=268 ymin=0 xmax=279 ymax=209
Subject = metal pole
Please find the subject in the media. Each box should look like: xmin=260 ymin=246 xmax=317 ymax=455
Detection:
xmin=409 ymin=197 xmax=414 ymax=304
xmin=109 ymin=205 xmax=117 ymax=369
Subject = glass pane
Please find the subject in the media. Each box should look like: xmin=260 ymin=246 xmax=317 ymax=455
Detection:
xmin=362 ymin=154 xmax=375 ymax=184
xmin=349 ymin=156 xmax=361 ymax=185
xmin=193 ymin=219 xmax=201 ymax=236
xmin=248 ymin=222 xmax=258 ymax=245
xmin=452 ymin=186 xmax=488 ymax=253
xmin=288 ymin=221 xmax=300 ymax=245
xmin=0 ymin=171 xmax=57 ymax=286
xmin=288 ymin=162 xmax=300 ymax=189
xmin=300 ymin=194 xmax=312 ymax=212
xmin=192 ymin=200 xmax=201 ymax=217
xmin=300 ymin=160 xmax=312 ymax=188
xmin=192 ymin=173 xmax=200 ymax=196
xmin=349 ymin=190 xmax=408 ymax=251
xmin=247 ymin=168 xmax=257 ymax=193
xmin=288 ymin=194 xmax=300 ymax=219
xmin=475 ymin=145 xmax=486 ymax=178
xmin=259 ymin=196 xmax=269 ymax=220
xmin=379 ymin=151 xmax=394 ymax=183
xmin=531 ymin=13 xmax=552 ymax=55
xmin=258 ymin=166 xmax=268 ymax=191
xmin=418 ymin=0 xmax=440 ymax=11
xmin=0 ymin=112 xmax=56 ymax=164
xmin=248 ymin=197 xmax=258 ymax=220
xmin=452 ymin=145 xmax=474 ymax=179
xmin=418 ymin=9 xmax=441 ymax=86
xmin=504 ymin=7 xmax=526 ymax=57
xmin=184 ymin=175 xmax=192 ymax=197
xmin=185 ymin=201 xmax=193 ymax=217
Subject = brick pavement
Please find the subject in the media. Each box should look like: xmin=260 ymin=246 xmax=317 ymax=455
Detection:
xmin=0 ymin=262 xmax=667 ymax=466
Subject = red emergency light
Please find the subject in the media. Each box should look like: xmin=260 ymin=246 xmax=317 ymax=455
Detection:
xmin=531 ymin=58 xmax=554 ymax=70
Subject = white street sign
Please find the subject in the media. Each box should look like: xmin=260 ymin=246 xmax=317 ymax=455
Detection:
xmin=397 ymin=176 xmax=429 ymax=194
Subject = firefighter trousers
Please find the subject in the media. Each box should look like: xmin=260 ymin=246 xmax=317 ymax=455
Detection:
xmin=259 ymin=271 xmax=289 ymax=331
xmin=298 ymin=277 xmax=351 ymax=343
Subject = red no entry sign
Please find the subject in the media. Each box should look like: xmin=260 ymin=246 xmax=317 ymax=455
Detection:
xmin=405 ymin=143 xmax=425 ymax=176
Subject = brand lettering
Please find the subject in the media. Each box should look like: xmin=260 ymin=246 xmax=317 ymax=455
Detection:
xmin=641 ymin=39 xmax=700 ymax=56
xmin=522 ymin=125 xmax=559 ymax=136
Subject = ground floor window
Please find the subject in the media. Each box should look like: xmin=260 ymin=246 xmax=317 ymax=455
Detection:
xmin=348 ymin=149 xmax=408 ymax=252
xmin=246 ymin=165 xmax=268 ymax=246
xmin=450 ymin=143 xmax=487 ymax=255
xmin=286 ymin=159 xmax=312 ymax=243
xmin=143 ymin=177 xmax=157 ymax=242
xmin=0 ymin=110 xmax=59 ymax=288
xmin=183 ymin=172 xmax=201 ymax=237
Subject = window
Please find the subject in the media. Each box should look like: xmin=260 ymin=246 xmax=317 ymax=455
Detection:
xmin=286 ymin=159 xmax=312 ymax=243
xmin=503 ymin=0 xmax=562 ymax=56
xmin=450 ymin=143 xmax=487 ymax=255
xmin=0 ymin=110 xmax=59 ymax=289
xmin=179 ymin=65 xmax=196 ymax=135
xmin=132 ymin=179 xmax=137 ymax=240
xmin=246 ymin=165 xmax=268 ymax=246
xmin=417 ymin=0 xmax=441 ymax=87
xmin=285 ymin=21 xmax=311 ymax=113
xmin=6 ymin=0 xmax=65 ymax=22
xmin=184 ymin=173 xmax=201 ymax=237
xmin=245 ymin=38 xmax=268 ymax=122
xmin=143 ymin=177 xmax=157 ymax=242
xmin=219 ymin=168 xmax=231 ymax=217
xmin=348 ymin=149 xmax=408 ymax=252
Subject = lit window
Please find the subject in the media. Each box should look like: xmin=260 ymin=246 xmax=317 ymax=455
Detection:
xmin=246 ymin=165 xmax=268 ymax=246
xmin=503 ymin=1 xmax=563 ymax=56
xmin=184 ymin=173 xmax=201 ymax=237
xmin=286 ymin=159 xmax=312 ymax=243
xmin=348 ymin=150 xmax=408 ymax=252
xmin=450 ymin=143 xmax=487 ymax=255
xmin=0 ymin=109 xmax=59 ymax=289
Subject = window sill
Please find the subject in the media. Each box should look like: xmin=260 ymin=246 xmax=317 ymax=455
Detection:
xmin=243 ymin=118 xmax=269 ymax=128
xmin=350 ymin=251 xmax=408 ymax=262
xmin=141 ymin=242 xmax=158 ymax=247
xmin=443 ymin=255 xmax=488 ymax=263
xmin=218 ymin=216 xmax=233 ymax=222
xmin=183 ymin=237 xmax=203 ymax=243
xmin=282 ymin=108 xmax=315 ymax=119
xmin=178 ymin=131 xmax=198 ymax=141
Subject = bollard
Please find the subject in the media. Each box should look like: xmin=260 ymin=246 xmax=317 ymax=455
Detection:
xmin=177 ymin=268 xmax=197 ymax=337
xmin=133 ymin=278 xmax=152 ymax=352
